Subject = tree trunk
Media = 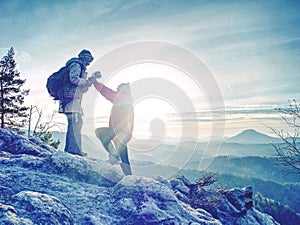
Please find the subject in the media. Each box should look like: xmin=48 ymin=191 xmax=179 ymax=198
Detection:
xmin=0 ymin=80 xmax=4 ymax=128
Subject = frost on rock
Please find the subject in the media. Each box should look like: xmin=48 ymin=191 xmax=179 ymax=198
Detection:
xmin=50 ymin=151 xmax=124 ymax=186
xmin=110 ymin=176 xmax=221 ymax=225
xmin=12 ymin=191 xmax=74 ymax=225
xmin=189 ymin=185 xmax=280 ymax=225
xmin=29 ymin=136 xmax=57 ymax=154
xmin=0 ymin=129 xmax=55 ymax=157
xmin=222 ymin=186 xmax=253 ymax=212
xmin=0 ymin=203 xmax=33 ymax=225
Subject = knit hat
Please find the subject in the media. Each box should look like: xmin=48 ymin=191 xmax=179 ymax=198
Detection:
xmin=78 ymin=49 xmax=94 ymax=62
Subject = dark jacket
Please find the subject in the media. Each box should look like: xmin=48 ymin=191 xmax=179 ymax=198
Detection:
xmin=59 ymin=58 xmax=89 ymax=113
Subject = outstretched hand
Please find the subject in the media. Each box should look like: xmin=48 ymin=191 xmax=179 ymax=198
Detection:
xmin=92 ymin=71 xmax=102 ymax=78
xmin=88 ymin=71 xmax=101 ymax=84
xmin=86 ymin=80 xmax=93 ymax=87
xmin=88 ymin=76 xmax=97 ymax=84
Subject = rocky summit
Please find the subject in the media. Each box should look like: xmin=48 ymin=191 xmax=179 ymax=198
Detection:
xmin=0 ymin=128 xmax=279 ymax=225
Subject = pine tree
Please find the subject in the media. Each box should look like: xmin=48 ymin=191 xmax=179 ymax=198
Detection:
xmin=34 ymin=128 xmax=61 ymax=149
xmin=0 ymin=47 xmax=30 ymax=131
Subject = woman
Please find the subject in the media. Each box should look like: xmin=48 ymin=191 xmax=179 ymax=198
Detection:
xmin=89 ymin=78 xmax=134 ymax=175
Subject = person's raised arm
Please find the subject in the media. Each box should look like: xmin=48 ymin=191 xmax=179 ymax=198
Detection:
xmin=89 ymin=77 xmax=117 ymax=102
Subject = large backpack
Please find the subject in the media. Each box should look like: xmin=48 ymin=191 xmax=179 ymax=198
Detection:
xmin=46 ymin=65 xmax=69 ymax=101
xmin=46 ymin=59 xmax=83 ymax=106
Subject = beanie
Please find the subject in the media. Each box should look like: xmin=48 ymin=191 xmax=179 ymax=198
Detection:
xmin=78 ymin=49 xmax=94 ymax=62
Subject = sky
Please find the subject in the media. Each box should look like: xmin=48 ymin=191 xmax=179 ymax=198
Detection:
xmin=1 ymin=0 xmax=300 ymax=141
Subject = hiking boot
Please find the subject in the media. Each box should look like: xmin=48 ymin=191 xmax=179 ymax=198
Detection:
xmin=67 ymin=151 xmax=87 ymax=157
xmin=79 ymin=152 xmax=88 ymax=156
xmin=108 ymin=154 xmax=121 ymax=165
xmin=108 ymin=142 xmax=116 ymax=154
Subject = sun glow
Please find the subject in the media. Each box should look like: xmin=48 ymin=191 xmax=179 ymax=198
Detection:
xmin=91 ymin=62 xmax=209 ymax=139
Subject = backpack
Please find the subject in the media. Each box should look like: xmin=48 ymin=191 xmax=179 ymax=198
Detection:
xmin=46 ymin=65 xmax=69 ymax=101
xmin=46 ymin=59 xmax=83 ymax=106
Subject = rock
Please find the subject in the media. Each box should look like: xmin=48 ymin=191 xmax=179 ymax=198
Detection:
xmin=50 ymin=151 xmax=123 ymax=186
xmin=110 ymin=176 xmax=221 ymax=225
xmin=189 ymin=186 xmax=279 ymax=225
xmin=0 ymin=129 xmax=280 ymax=225
xmin=221 ymin=186 xmax=253 ymax=212
xmin=0 ymin=203 xmax=33 ymax=225
xmin=170 ymin=176 xmax=190 ymax=196
xmin=11 ymin=191 xmax=74 ymax=225
xmin=0 ymin=129 xmax=55 ymax=157
xmin=29 ymin=136 xmax=57 ymax=154
xmin=153 ymin=175 xmax=172 ymax=189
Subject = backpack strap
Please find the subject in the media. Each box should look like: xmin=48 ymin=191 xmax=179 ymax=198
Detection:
xmin=60 ymin=58 xmax=86 ymax=109
xmin=64 ymin=58 xmax=85 ymax=85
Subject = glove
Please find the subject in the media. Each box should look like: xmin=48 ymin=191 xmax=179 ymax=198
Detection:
xmin=86 ymin=79 xmax=93 ymax=87
xmin=88 ymin=76 xmax=97 ymax=84
xmin=92 ymin=71 xmax=102 ymax=78
xmin=81 ymin=86 xmax=89 ymax=93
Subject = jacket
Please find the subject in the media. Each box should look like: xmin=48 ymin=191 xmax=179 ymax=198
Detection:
xmin=58 ymin=58 xmax=89 ymax=113
xmin=94 ymin=83 xmax=134 ymax=140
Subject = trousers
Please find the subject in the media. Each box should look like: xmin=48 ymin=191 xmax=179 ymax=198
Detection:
xmin=95 ymin=127 xmax=132 ymax=175
xmin=64 ymin=113 xmax=83 ymax=156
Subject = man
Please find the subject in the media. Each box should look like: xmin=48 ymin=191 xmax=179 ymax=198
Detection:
xmin=59 ymin=49 xmax=94 ymax=156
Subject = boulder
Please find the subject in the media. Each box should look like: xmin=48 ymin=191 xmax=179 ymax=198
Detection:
xmin=11 ymin=191 xmax=74 ymax=225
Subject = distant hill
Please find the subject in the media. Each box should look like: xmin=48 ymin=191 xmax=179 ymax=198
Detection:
xmin=226 ymin=129 xmax=280 ymax=144
xmin=218 ymin=142 xmax=277 ymax=157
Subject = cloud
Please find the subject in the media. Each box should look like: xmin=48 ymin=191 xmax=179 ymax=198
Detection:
xmin=15 ymin=50 xmax=32 ymax=64
xmin=163 ymin=104 xmax=281 ymax=123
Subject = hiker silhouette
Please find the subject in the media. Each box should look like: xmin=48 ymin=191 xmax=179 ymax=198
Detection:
xmin=89 ymin=77 xmax=134 ymax=175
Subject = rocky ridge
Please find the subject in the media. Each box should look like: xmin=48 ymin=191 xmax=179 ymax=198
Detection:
xmin=0 ymin=129 xmax=279 ymax=224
